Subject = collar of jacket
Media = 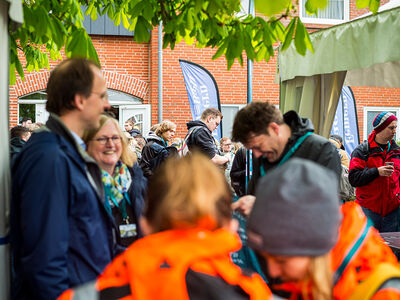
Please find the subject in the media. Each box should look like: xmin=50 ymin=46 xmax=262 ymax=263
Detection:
xmin=42 ymin=113 xmax=105 ymax=201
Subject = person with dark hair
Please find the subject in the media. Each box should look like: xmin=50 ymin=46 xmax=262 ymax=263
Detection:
xmin=20 ymin=117 xmax=32 ymax=128
xmin=248 ymin=158 xmax=400 ymax=299
xmin=231 ymin=102 xmax=340 ymax=215
xmin=11 ymin=58 xmax=116 ymax=300
xmin=9 ymin=126 xmax=31 ymax=159
xmin=349 ymin=112 xmax=400 ymax=232
xmin=58 ymin=154 xmax=272 ymax=300
xmin=140 ymin=119 xmax=177 ymax=178
xmin=186 ymin=107 xmax=229 ymax=166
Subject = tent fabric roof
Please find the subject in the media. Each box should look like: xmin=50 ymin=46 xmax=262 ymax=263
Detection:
xmin=279 ymin=6 xmax=400 ymax=87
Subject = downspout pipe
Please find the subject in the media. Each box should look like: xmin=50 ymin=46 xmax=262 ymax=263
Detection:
xmin=158 ymin=21 xmax=163 ymax=123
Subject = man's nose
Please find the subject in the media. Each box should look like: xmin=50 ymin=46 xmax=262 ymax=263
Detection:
xmin=103 ymin=98 xmax=111 ymax=110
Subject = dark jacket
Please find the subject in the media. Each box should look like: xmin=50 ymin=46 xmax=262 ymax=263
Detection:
xmin=128 ymin=128 xmax=141 ymax=137
xmin=230 ymin=147 xmax=247 ymax=197
xmin=349 ymin=131 xmax=400 ymax=216
xmin=10 ymin=137 xmax=26 ymax=160
xmin=111 ymin=163 xmax=147 ymax=247
xmin=186 ymin=120 xmax=218 ymax=158
xmin=139 ymin=133 xmax=169 ymax=178
xmin=248 ymin=111 xmax=341 ymax=194
xmin=11 ymin=114 xmax=117 ymax=300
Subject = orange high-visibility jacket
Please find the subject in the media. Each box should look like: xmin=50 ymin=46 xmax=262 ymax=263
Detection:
xmin=58 ymin=227 xmax=272 ymax=300
xmin=272 ymin=202 xmax=400 ymax=300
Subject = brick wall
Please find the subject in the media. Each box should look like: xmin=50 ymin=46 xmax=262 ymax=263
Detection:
xmin=9 ymin=0 xmax=399 ymax=143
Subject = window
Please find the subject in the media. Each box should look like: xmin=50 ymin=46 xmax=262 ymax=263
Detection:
xmin=81 ymin=6 xmax=134 ymax=36
xmin=300 ymin=0 xmax=349 ymax=25
xmin=220 ymin=104 xmax=245 ymax=138
xmin=18 ymin=89 xmax=143 ymax=125
xmin=363 ymin=107 xmax=400 ymax=141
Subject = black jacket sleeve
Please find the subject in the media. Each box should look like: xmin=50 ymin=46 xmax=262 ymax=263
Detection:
xmin=230 ymin=148 xmax=247 ymax=197
xmin=348 ymin=145 xmax=380 ymax=187
xmin=185 ymin=269 xmax=249 ymax=300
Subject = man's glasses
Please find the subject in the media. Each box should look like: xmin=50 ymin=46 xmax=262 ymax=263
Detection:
xmin=91 ymin=91 xmax=109 ymax=102
xmin=94 ymin=136 xmax=121 ymax=145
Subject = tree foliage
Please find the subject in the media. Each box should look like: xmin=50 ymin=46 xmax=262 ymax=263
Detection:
xmin=9 ymin=0 xmax=380 ymax=84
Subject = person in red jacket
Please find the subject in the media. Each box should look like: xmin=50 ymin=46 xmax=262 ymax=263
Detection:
xmin=349 ymin=111 xmax=400 ymax=232
xmin=58 ymin=153 xmax=272 ymax=300
xmin=247 ymin=158 xmax=400 ymax=300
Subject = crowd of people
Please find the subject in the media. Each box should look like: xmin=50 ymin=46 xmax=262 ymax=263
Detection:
xmin=8 ymin=58 xmax=400 ymax=299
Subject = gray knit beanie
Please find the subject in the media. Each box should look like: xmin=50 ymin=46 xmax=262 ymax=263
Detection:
xmin=247 ymin=158 xmax=341 ymax=256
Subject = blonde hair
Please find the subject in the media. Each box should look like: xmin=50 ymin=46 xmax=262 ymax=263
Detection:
xmin=301 ymin=254 xmax=332 ymax=300
xmin=144 ymin=152 xmax=232 ymax=232
xmin=155 ymin=120 xmax=176 ymax=137
xmin=83 ymin=114 xmax=137 ymax=167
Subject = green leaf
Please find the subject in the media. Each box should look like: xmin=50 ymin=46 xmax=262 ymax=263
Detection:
xmin=369 ymin=0 xmax=380 ymax=14
xmin=187 ymin=9 xmax=194 ymax=31
xmin=281 ymin=18 xmax=296 ymax=51
xmin=255 ymin=0 xmax=290 ymax=16
xmin=122 ymin=11 xmax=130 ymax=29
xmin=294 ymin=19 xmax=306 ymax=56
xmin=356 ymin=0 xmax=369 ymax=9
xmin=91 ymin=6 xmax=98 ymax=21
xmin=212 ymin=37 xmax=229 ymax=59
xmin=142 ymin=1 xmax=154 ymax=20
xmin=305 ymin=0 xmax=328 ymax=16
xmin=134 ymin=16 xmax=151 ymax=42
xmin=114 ymin=10 xmax=122 ymax=26
xmin=9 ymin=63 xmax=16 ymax=85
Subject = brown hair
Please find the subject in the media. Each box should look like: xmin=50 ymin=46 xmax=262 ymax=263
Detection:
xmin=201 ymin=108 xmax=223 ymax=121
xmin=144 ymin=153 xmax=232 ymax=232
xmin=46 ymin=58 xmax=100 ymax=116
xmin=232 ymin=102 xmax=284 ymax=144
xmin=83 ymin=114 xmax=137 ymax=167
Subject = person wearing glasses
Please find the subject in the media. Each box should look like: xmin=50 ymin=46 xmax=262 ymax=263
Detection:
xmin=83 ymin=114 xmax=147 ymax=248
xmin=11 ymin=58 xmax=116 ymax=300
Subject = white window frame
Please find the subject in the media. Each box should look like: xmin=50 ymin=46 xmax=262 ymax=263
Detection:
xmin=363 ymin=106 xmax=400 ymax=141
xmin=299 ymin=0 xmax=350 ymax=25
xmin=220 ymin=103 xmax=246 ymax=138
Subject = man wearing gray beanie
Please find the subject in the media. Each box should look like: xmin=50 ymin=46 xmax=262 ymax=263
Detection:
xmin=247 ymin=158 xmax=400 ymax=299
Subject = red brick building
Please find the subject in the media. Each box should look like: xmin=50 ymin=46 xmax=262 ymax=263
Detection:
xmin=9 ymin=0 xmax=400 ymax=142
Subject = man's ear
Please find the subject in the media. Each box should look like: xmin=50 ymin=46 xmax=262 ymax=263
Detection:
xmin=73 ymin=94 xmax=86 ymax=111
xmin=268 ymin=122 xmax=279 ymax=135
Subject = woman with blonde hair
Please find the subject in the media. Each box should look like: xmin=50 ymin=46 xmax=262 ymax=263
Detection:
xmin=83 ymin=114 xmax=147 ymax=247
xmin=140 ymin=119 xmax=177 ymax=178
xmin=58 ymin=153 xmax=272 ymax=300
xmin=247 ymin=158 xmax=400 ymax=300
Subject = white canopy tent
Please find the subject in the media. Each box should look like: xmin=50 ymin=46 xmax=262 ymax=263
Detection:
xmin=0 ymin=0 xmax=22 ymax=298
xmin=279 ymin=5 xmax=400 ymax=137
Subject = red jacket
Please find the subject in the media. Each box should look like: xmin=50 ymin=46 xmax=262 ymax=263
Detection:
xmin=349 ymin=131 xmax=400 ymax=216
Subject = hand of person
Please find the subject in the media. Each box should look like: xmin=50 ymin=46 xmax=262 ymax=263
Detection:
xmin=231 ymin=195 xmax=256 ymax=217
xmin=378 ymin=165 xmax=394 ymax=177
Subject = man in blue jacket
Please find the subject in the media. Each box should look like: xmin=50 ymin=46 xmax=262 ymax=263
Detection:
xmin=11 ymin=58 xmax=117 ymax=300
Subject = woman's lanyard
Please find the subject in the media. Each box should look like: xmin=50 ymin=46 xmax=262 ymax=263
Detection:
xmin=260 ymin=132 xmax=313 ymax=177
xmin=104 ymin=187 xmax=132 ymax=223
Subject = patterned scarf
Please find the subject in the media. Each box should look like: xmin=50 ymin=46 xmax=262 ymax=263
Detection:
xmin=101 ymin=161 xmax=132 ymax=210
